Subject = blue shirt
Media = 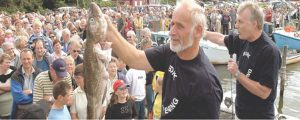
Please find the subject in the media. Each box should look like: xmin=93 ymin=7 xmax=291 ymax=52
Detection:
xmin=48 ymin=105 xmax=71 ymax=120
xmin=34 ymin=59 xmax=49 ymax=72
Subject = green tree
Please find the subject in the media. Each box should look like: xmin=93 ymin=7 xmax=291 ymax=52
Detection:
xmin=96 ymin=1 xmax=116 ymax=7
xmin=160 ymin=0 xmax=176 ymax=5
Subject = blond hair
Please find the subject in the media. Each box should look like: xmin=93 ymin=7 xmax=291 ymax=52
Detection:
xmin=0 ymin=53 xmax=11 ymax=64
xmin=15 ymin=36 xmax=28 ymax=50
xmin=32 ymin=20 xmax=42 ymax=28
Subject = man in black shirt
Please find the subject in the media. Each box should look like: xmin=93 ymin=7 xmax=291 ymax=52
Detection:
xmin=104 ymin=0 xmax=223 ymax=119
xmin=206 ymin=1 xmax=281 ymax=119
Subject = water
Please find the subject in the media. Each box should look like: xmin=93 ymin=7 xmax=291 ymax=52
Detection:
xmin=214 ymin=62 xmax=300 ymax=118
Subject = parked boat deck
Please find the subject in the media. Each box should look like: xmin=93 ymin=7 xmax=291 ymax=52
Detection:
xmin=286 ymin=53 xmax=300 ymax=65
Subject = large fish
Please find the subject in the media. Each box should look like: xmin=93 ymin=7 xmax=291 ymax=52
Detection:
xmin=84 ymin=2 xmax=108 ymax=119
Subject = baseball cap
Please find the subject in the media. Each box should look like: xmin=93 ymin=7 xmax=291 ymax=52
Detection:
xmin=52 ymin=58 xmax=67 ymax=78
xmin=113 ymin=80 xmax=129 ymax=92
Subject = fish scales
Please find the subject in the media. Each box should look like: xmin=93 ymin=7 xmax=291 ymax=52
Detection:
xmin=84 ymin=2 xmax=108 ymax=119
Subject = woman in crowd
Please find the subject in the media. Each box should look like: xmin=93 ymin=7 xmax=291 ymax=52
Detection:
xmin=0 ymin=53 xmax=16 ymax=119
xmin=14 ymin=20 xmax=29 ymax=37
xmin=51 ymin=39 xmax=67 ymax=60
xmin=63 ymin=56 xmax=76 ymax=89
xmin=70 ymin=64 xmax=87 ymax=119
xmin=70 ymin=63 xmax=108 ymax=119
xmin=15 ymin=36 xmax=28 ymax=53
xmin=48 ymin=31 xmax=57 ymax=42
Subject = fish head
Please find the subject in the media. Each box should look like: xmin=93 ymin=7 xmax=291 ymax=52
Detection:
xmin=87 ymin=2 xmax=107 ymax=43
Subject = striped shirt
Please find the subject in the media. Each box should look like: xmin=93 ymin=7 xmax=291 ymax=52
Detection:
xmin=33 ymin=71 xmax=72 ymax=103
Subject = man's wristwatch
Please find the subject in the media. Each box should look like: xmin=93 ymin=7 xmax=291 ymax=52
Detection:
xmin=234 ymin=70 xmax=241 ymax=78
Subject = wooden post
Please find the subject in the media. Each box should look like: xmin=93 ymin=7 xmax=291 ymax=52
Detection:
xmin=278 ymin=46 xmax=287 ymax=113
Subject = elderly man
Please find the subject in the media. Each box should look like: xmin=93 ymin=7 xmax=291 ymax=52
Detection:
xmin=2 ymin=42 xmax=21 ymax=68
xmin=104 ymin=0 xmax=223 ymax=118
xmin=206 ymin=1 xmax=281 ymax=119
xmin=10 ymin=48 xmax=41 ymax=119
xmin=61 ymin=29 xmax=72 ymax=53
xmin=33 ymin=58 xmax=72 ymax=103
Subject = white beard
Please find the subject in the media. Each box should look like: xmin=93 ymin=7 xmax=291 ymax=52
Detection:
xmin=170 ymin=29 xmax=194 ymax=53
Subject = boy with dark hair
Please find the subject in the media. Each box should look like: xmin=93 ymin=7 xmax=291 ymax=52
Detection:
xmin=48 ymin=81 xmax=72 ymax=119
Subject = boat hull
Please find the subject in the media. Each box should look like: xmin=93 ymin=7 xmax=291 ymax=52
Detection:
xmin=273 ymin=30 xmax=300 ymax=50
xmin=200 ymin=40 xmax=230 ymax=64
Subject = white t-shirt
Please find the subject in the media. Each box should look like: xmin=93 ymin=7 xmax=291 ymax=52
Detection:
xmin=70 ymin=87 xmax=87 ymax=119
xmin=126 ymin=69 xmax=146 ymax=101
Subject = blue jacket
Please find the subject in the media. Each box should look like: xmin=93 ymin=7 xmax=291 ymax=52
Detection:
xmin=10 ymin=66 xmax=40 ymax=119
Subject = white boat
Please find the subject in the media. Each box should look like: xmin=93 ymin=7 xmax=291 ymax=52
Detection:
xmin=151 ymin=31 xmax=230 ymax=64
xmin=200 ymin=40 xmax=230 ymax=64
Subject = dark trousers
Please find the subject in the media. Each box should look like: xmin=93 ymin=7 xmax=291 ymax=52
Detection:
xmin=135 ymin=99 xmax=145 ymax=119
xmin=223 ymin=24 xmax=229 ymax=35
xmin=146 ymin=85 xmax=154 ymax=113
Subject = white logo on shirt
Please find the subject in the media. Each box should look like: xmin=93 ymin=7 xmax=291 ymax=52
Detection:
xmin=243 ymin=51 xmax=251 ymax=59
xmin=163 ymin=98 xmax=179 ymax=114
xmin=168 ymin=65 xmax=177 ymax=80
xmin=120 ymin=105 xmax=129 ymax=114
xmin=246 ymin=69 xmax=252 ymax=78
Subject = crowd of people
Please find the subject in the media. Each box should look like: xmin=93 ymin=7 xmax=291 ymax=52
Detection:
xmin=0 ymin=1 xmax=172 ymax=119
xmin=0 ymin=0 xmax=299 ymax=119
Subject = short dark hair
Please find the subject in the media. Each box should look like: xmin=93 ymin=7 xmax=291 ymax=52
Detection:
xmin=33 ymin=38 xmax=46 ymax=50
xmin=20 ymin=48 xmax=34 ymax=59
xmin=53 ymin=39 xmax=61 ymax=47
xmin=52 ymin=81 xmax=71 ymax=100
xmin=74 ymin=63 xmax=83 ymax=77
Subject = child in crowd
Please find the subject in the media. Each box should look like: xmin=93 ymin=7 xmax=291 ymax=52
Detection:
xmin=48 ymin=81 xmax=72 ymax=120
xmin=105 ymin=80 xmax=137 ymax=119
xmin=152 ymin=71 xmax=164 ymax=119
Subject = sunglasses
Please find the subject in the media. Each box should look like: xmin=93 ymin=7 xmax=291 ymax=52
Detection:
xmin=117 ymin=87 xmax=128 ymax=91
xmin=73 ymin=50 xmax=81 ymax=53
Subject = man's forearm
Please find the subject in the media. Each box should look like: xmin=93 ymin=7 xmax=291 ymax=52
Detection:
xmin=236 ymin=73 xmax=272 ymax=100
xmin=205 ymin=31 xmax=226 ymax=46
xmin=108 ymin=24 xmax=153 ymax=71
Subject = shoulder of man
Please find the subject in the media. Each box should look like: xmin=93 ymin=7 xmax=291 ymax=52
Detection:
xmin=33 ymin=66 xmax=42 ymax=78
xmin=11 ymin=67 xmax=23 ymax=83
xmin=34 ymin=71 xmax=49 ymax=81
xmin=63 ymin=74 xmax=72 ymax=86
xmin=44 ymin=52 xmax=53 ymax=64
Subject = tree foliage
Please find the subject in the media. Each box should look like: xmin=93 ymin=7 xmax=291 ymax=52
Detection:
xmin=0 ymin=0 xmax=116 ymax=13
xmin=160 ymin=0 xmax=176 ymax=5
